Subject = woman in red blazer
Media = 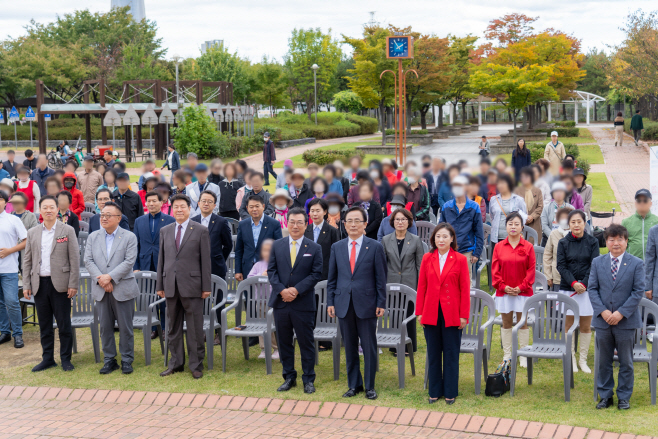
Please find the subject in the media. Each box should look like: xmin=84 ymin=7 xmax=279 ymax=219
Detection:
xmin=491 ymin=211 xmax=535 ymax=368
xmin=416 ymin=223 xmax=470 ymax=405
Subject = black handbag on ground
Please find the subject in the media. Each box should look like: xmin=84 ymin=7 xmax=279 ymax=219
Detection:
xmin=485 ymin=360 xmax=511 ymax=397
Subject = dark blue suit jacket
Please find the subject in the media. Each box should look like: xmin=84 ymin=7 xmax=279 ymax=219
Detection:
xmin=133 ymin=212 xmax=175 ymax=271
xmin=424 ymin=171 xmax=446 ymax=209
xmin=191 ymin=213 xmax=232 ymax=278
xmin=327 ymin=236 xmax=387 ymax=319
xmin=235 ymin=215 xmax=282 ymax=277
xmin=88 ymin=213 xmax=130 ymax=234
xmin=267 ymin=237 xmax=323 ymax=311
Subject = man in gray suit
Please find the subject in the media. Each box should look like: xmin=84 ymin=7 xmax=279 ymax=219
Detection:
xmin=23 ymin=195 xmax=80 ymax=372
xmin=85 ymin=201 xmax=140 ymax=375
xmin=589 ymin=224 xmax=645 ymax=410
xmin=157 ymin=194 xmax=212 ymax=379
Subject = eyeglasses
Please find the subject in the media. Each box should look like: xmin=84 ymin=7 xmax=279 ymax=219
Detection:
xmin=99 ymin=214 xmax=120 ymax=219
xmin=288 ymin=220 xmax=306 ymax=226
xmin=199 ymin=199 xmax=215 ymax=205
xmin=394 ymin=218 xmax=409 ymax=223
xmin=345 ymin=219 xmax=364 ymax=225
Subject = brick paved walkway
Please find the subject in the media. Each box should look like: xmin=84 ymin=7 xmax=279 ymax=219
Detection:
xmin=0 ymin=385 xmax=647 ymax=439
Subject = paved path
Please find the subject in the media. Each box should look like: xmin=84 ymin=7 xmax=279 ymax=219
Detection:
xmin=0 ymin=385 xmax=630 ymax=439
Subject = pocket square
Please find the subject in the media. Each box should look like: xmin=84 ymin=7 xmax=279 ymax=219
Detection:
xmin=303 ymin=253 xmax=312 ymax=257
xmin=56 ymin=236 xmax=68 ymax=243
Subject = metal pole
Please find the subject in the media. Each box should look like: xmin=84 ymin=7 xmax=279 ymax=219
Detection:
xmin=586 ymin=96 xmax=590 ymax=126
xmin=313 ymin=70 xmax=318 ymax=125
xmin=112 ymin=126 xmax=116 ymax=150
xmin=175 ymin=62 xmax=180 ymax=120
xmin=30 ymin=122 xmax=33 ymax=148
xmin=478 ymin=101 xmax=482 ymax=127
xmin=14 ymin=122 xmax=17 ymax=147
xmin=45 ymin=120 xmax=48 ymax=145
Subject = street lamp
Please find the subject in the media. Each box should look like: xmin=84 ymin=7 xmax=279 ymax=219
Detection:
xmin=172 ymin=54 xmax=182 ymax=118
xmin=311 ymin=63 xmax=319 ymax=125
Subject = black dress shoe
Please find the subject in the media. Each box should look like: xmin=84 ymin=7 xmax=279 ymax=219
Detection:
xmin=304 ymin=383 xmax=316 ymax=394
xmin=596 ymin=397 xmax=614 ymax=409
xmin=192 ymin=371 xmax=203 ymax=379
xmin=99 ymin=359 xmax=120 ymax=375
xmin=32 ymin=360 xmax=57 ymax=372
xmin=365 ymin=389 xmax=378 ymax=400
xmin=121 ymin=362 xmax=133 ymax=374
xmin=428 ymin=398 xmax=439 ymax=404
xmin=0 ymin=333 xmax=11 ymax=345
xmin=61 ymin=361 xmax=75 ymax=372
xmin=618 ymin=399 xmax=630 ymax=410
xmin=150 ymin=331 xmax=158 ymax=340
xmin=14 ymin=335 xmax=24 ymax=348
xmin=160 ymin=365 xmax=185 ymax=377
xmin=277 ymin=378 xmax=297 ymax=392
xmin=342 ymin=386 xmax=364 ymax=398
xmin=445 ymin=398 xmax=456 ymax=405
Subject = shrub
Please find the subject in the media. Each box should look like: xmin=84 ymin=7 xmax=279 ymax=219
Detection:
xmin=171 ymin=105 xmax=218 ymax=159
xmin=316 ymin=112 xmax=346 ymax=125
xmin=537 ymin=127 xmax=579 ymax=137
xmin=253 ymin=114 xmax=378 ymax=141
xmin=385 ymin=129 xmax=429 ymax=135
xmin=527 ymin=142 xmax=579 ymax=163
xmin=301 ymin=148 xmax=364 ymax=166
xmin=553 ymin=120 xmax=576 ymax=127
xmin=333 ymin=90 xmax=364 ymax=114
xmin=345 ymin=114 xmax=378 ymax=134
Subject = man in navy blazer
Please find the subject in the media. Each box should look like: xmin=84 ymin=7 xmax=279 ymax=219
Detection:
xmin=327 ymin=206 xmax=387 ymax=400
xmin=234 ymin=194 xmax=282 ymax=282
xmin=267 ymin=207 xmax=323 ymax=393
xmin=588 ymin=224 xmax=645 ymax=410
xmin=191 ymin=190 xmax=232 ymax=345
xmin=90 ymin=189 xmax=130 ymax=233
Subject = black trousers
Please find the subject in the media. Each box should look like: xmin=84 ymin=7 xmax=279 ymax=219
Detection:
xmin=166 ymin=282 xmax=205 ymax=372
xmin=34 ymin=276 xmax=73 ymax=363
xmin=263 ymin=161 xmax=277 ymax=185
xmin=273 ymin=307 xmax=316 ymax=384
xmin=220 ymin=210 xmax=240 ymax=221
xmin=424 ymin=304 xmax=462 ymax=399
xmin=339 ymin=298 xmax=378 ymax=390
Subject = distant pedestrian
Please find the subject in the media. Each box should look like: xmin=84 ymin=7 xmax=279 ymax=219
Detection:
xmin=614 ymin=112 xmax=625 ymax=147
xmin=630 ymin=109 xmax=643 ymax=146
xmin=263 ymin=132 xmax=277 ymax=186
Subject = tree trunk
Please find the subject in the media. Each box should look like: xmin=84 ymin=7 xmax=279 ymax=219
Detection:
xmin=420 ymin=106 xmax=428 ymax=130
xmin=461 ymin=101 xmax=467 ymax=125
xmin=493 ymin=108 xmax=497 ymax=123
xmin=562 ymin=104 xmax=567 ymax=121
xmin=522 ymin=107 xmax=528 ymax=131
xmin=452 ymin=102 xmax=457 ymax=126
xmin=438 ymin=106 xmax=444 ymax=128
xmin=513 ymin=112 xmax=517 ymax=146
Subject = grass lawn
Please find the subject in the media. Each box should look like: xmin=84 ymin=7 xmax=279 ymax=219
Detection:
xmin=588 ymin=172 xmax=621 ymax=212
xmin=577 ymin=144 xmax=605 ymax=164
xmin=1 ymin=307 xmax=654 ymax=435
xmin=272 ymin=141 xmax=393 ymax=169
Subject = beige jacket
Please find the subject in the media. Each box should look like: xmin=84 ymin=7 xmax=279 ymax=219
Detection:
xmin=23 ymin=221 xmax=80 ymax=294
xmin=77 ymin=169 xmax=104 ymax=204
xmin=543 ymin=228 xmax=568 ymax=284
xmin=544 ymin=141 xmax=566 ymax=176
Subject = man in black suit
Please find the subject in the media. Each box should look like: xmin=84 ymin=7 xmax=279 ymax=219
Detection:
xmin=112 ymin=172 xmax=143 ymax=230
xmin=191 ymin=190 xmax=232 ymax=345
xmin=305 ymin=198 xmax=341 ymax=280
xmin=268 ymin=207 xmax=323 ymax=394
xmin=327 ymin=206 xmax=387 ymax=400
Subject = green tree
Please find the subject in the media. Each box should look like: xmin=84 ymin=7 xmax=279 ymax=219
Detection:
xmin=252 ymin=57 xmax=288 ymax=114
xmin=445 ymin=35 xmax=478 ymax=126
xmin=196 ymin=46 xmax=253 ymax=104
xmin=284 ymin=28 xmax=342 ymax=121
xmin=578 ymin=49 xmax=610 ymax=97
xmin=332 ymin=90 xmax=363 ymax=113
xmin=115 ymin=43 xmax=170 ymax=83
xmin=171 ymin=105 xmax=218 ymax=158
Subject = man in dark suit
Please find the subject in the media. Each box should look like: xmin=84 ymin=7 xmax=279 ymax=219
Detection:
xmin=268 ymin=207 xmax=323 ymax=393
xmin=589 ymin=224 xmax=645 ymax=410
xmin=133 ymin=190 xmax=175 ymax=339
xmin=423 ymin=157 xmax=446 ymax=217
xmin=2 ymin=150 xmax=19 ymax=179
xmin=156 ymin=194 xmax=212 ymax=379
xmin=112 ymin=172 xmax=144 ymax=230
xmin=327 ymin=206 xmax=387 ymax=400
xmin=191 ymin=190 xmax=232 ymax=345
xmin=234 ymin=194 xmax=282 ymax=282
xmin=90 ymin=189 xmax=130 ymax=233
xmin=305 ymin=198 xmax=341 ymax=280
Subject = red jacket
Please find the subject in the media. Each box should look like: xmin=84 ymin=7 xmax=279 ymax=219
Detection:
xmin=62 ymin=172 xmax=85 ymax=219
xmin=416 ymin=248 xmax=471 ymax=327
xmin=492 ymin=237 xmax=536 ymax=297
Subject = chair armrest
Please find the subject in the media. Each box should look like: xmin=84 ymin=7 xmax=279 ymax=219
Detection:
xmin=266 ymin=308 xmax=275 ymax=332
xmin=221 ymin=294 xmax=242 ymax=333
xmin=211 ymin=295 xmax=227 ymax=312
xmin=401 ymin=314 xmax=416 ymax=326
xmin=148 ymin=297 xmax=166 ymax=309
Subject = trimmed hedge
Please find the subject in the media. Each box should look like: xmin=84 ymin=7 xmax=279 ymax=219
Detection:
xmin=254 ymin=112 xmax=378 ymax=142
xmin=624 ymin=118 xmax=658 ymax=141
xmin=553 ymin=120 xmax=576 ymax=127
xmin=537 ymin=127 xmax=579 ymax=137
xmin=301 ymin=148 xmax=364 ymax=166
xmin=526 ymin=142 xmax=589 ymax=175
xmin=384 ymin=129 xmax=429 ymax=135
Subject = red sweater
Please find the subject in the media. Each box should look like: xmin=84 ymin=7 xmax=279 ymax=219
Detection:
xmin=492 ymin=237 xmax=536 ymax=297
xmin=62 ymin=172 xmax=85 ymax=219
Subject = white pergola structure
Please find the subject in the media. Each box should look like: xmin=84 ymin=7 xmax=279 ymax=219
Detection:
xmin=548 ymin=91 xmax=606 ymax=126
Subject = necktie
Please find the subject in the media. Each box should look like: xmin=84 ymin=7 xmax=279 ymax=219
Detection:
xmin=350 ymin=241 xmax=357 ymax=273
xmin=176 ymin=224 xmax=182 ymax=251
xmin=290 ymin=241 xmax=297 ymax=267
xmin=611 ymin=257 xmax=619 ymax=281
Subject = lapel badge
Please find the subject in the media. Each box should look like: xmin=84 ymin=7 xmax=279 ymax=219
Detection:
xmin=366 ymin=247 xmax=368 ymax=249
xmin=264 ymin=226 xmax=267 ymax=229
xmin=624 ymin=263 xmax=627 ymax=265
xmin=212 ymin=221 xmax=215 ymax=223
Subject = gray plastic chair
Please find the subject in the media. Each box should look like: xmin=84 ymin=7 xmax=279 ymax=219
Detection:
xmin=126 ymin=271 xmax=165 ymax=366
xmin=375 ymin=283 xmax=416 ymax=389
xmin=423 ymin=289 xmax=495 ymax=395
xmin=79 ymin=221 xmax=89 ymax=233
xmin=534 ymin=246 xmax=544 ymax=272
xmin=312 ymin=280 xmax=341 ymax=380
xmin=227 ymin=218 xmax=240 ymax=235
xmin=429 ymin=211 xmax=437 ymax=225
xmin=523 ymin=226 xmax=539 ymax=246
xmin=77 ymin=232 xmax=88 ymax=269
xmin=474 ymin=242 xmax=492 ymax=291
xmin=221 ymin=276 xmax=275 ymax=374
xmin=510 ymin=292 xmax=579 ymax=401
xmin=415 ymin=221 xmax=435 ymax=248
xmin=593 ymin=298 xmax=658 ymax=405
xmin=164 ymin=275 xmax=227 ymax=370
xmin=53 ymin=274 xmax=101 ymax=363
xmin=422 ymin=241 xmax=429 ymax=254
xmin=81 ymin=211 xmax=94 ymax=223
xmin=84 ymin=202 xmax=95 ymax=214
xmin=225 ymin=254 xmax=238 ymax=302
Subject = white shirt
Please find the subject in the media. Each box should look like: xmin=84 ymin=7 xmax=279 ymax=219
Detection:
xmin=167 ymin=151 xmax=173 ymax=168
xmin=200 ymin=213 xmax=212 ymax=228
xmin=39 ymin=222 xmax=56 ymax=276
xmin=347 ymin=235 xmax=364 ymax=262
xmin=175 ymin=218 xmax=191 ymax=243
xmin=0 ymin=210 xmax=28 ymax=273
xmin=438 ymin=250 xmax=450 ymax=273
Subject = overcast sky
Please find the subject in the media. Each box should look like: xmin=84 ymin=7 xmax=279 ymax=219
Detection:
xmin=1 ymin=1 xmax=655 ymax=62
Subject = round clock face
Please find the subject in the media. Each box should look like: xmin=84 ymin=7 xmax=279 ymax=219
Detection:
xmin=388 ymin=37 xmax=409 ymax=58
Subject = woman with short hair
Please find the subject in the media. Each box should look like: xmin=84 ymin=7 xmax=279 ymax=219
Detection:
xmin=488 ymin=174 xmax=527 ymax=251
xmin=543 ymin=207 xmax=573 ymax=291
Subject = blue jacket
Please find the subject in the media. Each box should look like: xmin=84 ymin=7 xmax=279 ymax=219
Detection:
xmin=191 ymin=213 xmax=232 ymax=278
xmin=424 ymin=171 xmax=446 ymax=209
xmin=267 ymin=236 xmax=323 ymax=311
xmin=31 ymin=167 xmax=55 ymax=196
xmin=133 ymin=212 xmax=175 ymax=271
xmin=327 ymin=237 xmax=387 ymax=319
xmin=588 ymin=252 xmax=645 ymax=330
xmin=377 ymin=215 xmax=418 ymax=242
xmin=440 ymin=198 xmax=484 ymax=258
xmin=162 ymin=150 xmax=180 ymax=171
xmin=327 ymin=179 xmax=344 ymax=195
xmin=512 ymin=148 xmax=532 ymax=182
xmin=437 ymin=181 xmax=453 ymax=208
xmin=234 ymin=215 xmax=282 ymax=277
xmin=88 ymin=213 xmax=130 ymax=234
